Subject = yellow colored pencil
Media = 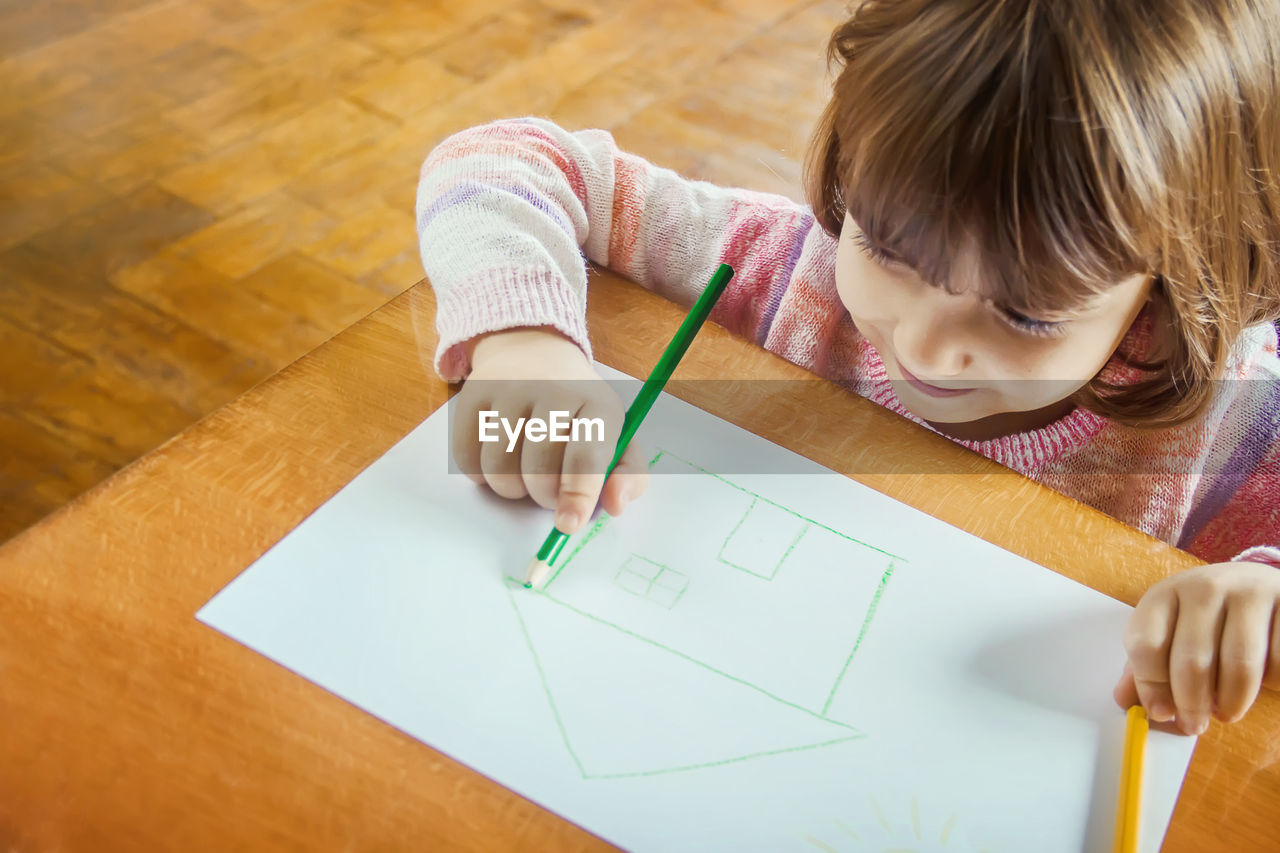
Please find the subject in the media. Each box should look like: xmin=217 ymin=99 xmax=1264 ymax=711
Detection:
xmin=1113 ymin=704 xmax=1148 ymax=853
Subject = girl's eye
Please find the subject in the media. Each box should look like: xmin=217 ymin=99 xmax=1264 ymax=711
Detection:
xmin=997 ymin=305 xmax=1066 ymax=338
xmin=850 ymin=231 xmax=905 ymax=267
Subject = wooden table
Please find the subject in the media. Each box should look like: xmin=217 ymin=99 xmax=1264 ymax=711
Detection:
xmin=2 ymin=270 xmax=1277 ymax=851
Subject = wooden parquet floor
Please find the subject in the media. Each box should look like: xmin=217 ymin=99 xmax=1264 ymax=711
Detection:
xmin=0 ymin=0 xmax=842 ymax=543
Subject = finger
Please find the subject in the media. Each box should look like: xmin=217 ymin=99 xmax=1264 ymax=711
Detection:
xmin=555 ymin=397 xmax=620 ymax=533
xmin=520 ymin=402 xmax=569 ymax=511
xmin=1113 ymin=662 xmax=1140 ymax=709
xmin=480 ymin=401 xmax=532 ymax=500
xmin=1113 ymin=663 xmax=1186 ymax=737
xmin=1266 ymin=606 xmax=1280 ymax=691
xmin=1215 ymin=594 xmax=1272 ymax=722
xmin=450 ymin=390 xmax=487 ymax=485
xmin=1123 ymin=586 xmax=1177 ymax=722
xmin=1168 ymin=587 xmax=1226 ymax=735
xmin=600 ymin=443 xmax=651 ymax=517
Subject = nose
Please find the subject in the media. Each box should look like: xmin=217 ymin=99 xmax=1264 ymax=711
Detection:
xmin=890 ymin=291 xmax=974 ymax=378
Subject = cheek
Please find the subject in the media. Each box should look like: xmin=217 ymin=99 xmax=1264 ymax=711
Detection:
xmin=834 ymin=250 xmax=889 ymax=321
xmin=833 ymin=242 xmax=860 ymax=311
xmin=989 ymin=325 xmax=1123 ymax=383
xmin=1003 ymin=280 xmax=1150 ymax=381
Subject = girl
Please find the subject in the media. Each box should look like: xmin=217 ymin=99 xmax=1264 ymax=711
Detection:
xmin=416 ymin=0 xmax=1280 ymax=735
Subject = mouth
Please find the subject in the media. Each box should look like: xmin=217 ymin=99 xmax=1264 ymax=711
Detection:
xmin=895 ymin=362 xmax=975 ymax=398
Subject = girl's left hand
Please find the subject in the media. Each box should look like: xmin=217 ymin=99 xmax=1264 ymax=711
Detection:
xmin=1114 ymin=561 xmax=1280 ymax=735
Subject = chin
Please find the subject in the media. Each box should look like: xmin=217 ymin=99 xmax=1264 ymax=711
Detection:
xmin=891 ymin=385 xmax=993 ymax=423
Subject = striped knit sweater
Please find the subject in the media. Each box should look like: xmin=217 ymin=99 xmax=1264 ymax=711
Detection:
xmin=416 ymin=117 xmax=1280 ymax=568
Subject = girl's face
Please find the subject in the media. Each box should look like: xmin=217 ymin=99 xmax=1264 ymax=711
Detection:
xmin=834 ymin=211 xmax=1153 ymax=437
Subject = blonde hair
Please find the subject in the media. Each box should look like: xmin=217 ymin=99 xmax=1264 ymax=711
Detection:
xmin=805 ymin=0 xmax=1280 ymax=426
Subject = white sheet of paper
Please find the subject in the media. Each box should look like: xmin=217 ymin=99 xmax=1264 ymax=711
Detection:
xmin=198 ymin=365 xmax=1196 ymax=852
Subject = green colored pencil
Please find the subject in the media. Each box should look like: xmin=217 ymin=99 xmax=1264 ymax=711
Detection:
xmin=523 ymin=263 xmax=735 ymax=588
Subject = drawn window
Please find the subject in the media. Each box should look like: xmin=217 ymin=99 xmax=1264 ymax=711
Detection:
xmin=614 ymin=555 xmax=689 ymax=609
xmin=718 ymin=498 xmax=810 ymax=580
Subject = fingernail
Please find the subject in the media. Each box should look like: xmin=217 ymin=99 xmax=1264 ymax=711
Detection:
xmin=555 ymin=509 xmax=581 ymax=532
xmin=1150 ymin=701 xmax=1173 ymax=721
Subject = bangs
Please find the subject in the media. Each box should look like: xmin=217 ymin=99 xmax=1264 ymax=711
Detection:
xmin=819 ymin=0 xmax=1159 ymax=316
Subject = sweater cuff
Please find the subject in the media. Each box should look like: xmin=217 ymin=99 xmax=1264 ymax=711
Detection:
xmin=1231 ymin=546 xmax=1280 ymax=568
xmin=433 ymin=266 xmax=592 ymax=381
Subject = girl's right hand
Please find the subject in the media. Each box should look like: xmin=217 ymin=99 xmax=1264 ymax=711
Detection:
xmin=451 ymin=327 xmax=650 ymax=533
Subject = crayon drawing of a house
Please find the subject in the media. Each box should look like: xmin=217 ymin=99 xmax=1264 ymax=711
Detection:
xmin=507 ymin=450 xmax=901 ymax=780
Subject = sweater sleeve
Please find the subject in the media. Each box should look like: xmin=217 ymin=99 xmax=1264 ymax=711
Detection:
xmin=416 ymin=117 xmax=815 ymax=380
xmin=1187 ymin=440 xmax=1280 ymax=567
xmin=1182 ymin=334 xmax=1280 ymax=568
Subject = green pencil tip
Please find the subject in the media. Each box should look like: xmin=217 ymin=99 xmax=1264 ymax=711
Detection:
xmin=523 ymin=582 xmax=532 ymax=589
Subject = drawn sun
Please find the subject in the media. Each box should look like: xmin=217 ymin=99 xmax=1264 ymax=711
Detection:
xmin=801 ymin=796 xmax=989 ymax=853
